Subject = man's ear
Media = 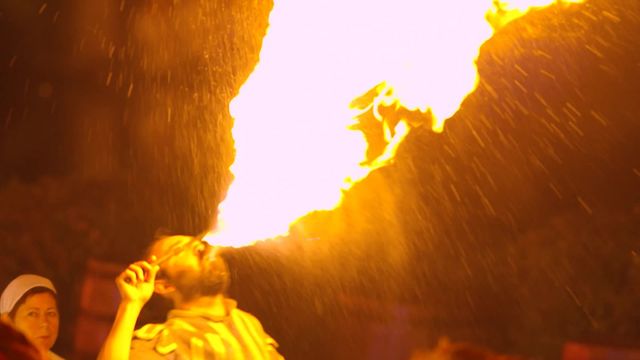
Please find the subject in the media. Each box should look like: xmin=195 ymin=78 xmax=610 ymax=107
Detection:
xmin=154 ymin=279 xmax=176 ymax=295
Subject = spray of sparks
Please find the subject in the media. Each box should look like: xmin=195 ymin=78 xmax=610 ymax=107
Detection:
xmin=204 ymin=0 xmax=585 ymax=247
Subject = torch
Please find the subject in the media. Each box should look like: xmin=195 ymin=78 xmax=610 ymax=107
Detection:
xmin=151 ymin=231 xmax=211 ymax=265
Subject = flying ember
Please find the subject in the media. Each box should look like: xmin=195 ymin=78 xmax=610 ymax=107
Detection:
xmin=203 ymin=0 xmax=586 ymax=247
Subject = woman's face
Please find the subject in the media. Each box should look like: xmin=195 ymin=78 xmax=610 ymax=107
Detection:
xmin=12 ymin=292 xmax=59 ymax=352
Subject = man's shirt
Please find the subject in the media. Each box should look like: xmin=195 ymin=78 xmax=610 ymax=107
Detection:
xmin=130 ymin=299 xmax=283 ymax=360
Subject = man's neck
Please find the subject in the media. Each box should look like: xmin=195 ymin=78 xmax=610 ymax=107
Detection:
xmin=176 ymin=294 xmax=227 ymax=317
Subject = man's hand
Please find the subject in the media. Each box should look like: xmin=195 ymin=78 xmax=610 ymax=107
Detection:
xmin=115 ymin=257 xmax=159 ymax=307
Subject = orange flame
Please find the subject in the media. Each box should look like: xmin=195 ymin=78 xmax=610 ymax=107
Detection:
xmin=205 ymin=0 xmax=585 ymax=247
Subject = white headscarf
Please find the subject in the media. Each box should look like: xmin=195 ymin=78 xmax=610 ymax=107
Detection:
xmin=0 ymin=274 xmax=57 ymax=314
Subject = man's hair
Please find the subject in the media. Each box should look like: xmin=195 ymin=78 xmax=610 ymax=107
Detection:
xmin=8 ymin=287 xmax=57 ymax=320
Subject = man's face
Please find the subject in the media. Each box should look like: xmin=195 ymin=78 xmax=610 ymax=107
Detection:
xmin=150 ymin=235 xmax=229 ymax=301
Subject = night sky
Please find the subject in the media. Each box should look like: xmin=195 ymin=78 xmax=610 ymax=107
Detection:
xmin=1 ymin=0 xmax=639 ymax=359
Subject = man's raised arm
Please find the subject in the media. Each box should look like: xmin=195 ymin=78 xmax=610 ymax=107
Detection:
xmin=97 ymin=259 xmax=158 ymax=360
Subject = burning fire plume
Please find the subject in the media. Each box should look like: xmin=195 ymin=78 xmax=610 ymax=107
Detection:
xmin=204 ymin=0 xmax=585 ymax=247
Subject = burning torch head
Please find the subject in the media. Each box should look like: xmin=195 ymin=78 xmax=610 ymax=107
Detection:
xmin=147 ymin=234 xmax=230 ymax=301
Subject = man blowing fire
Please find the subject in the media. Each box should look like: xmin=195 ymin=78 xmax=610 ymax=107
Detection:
xmin=97 ymin=235 xmax=284 ymax=360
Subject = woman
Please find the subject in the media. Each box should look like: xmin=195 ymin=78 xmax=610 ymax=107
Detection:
xmin=0 ymin=274 xmax=64 ymax=360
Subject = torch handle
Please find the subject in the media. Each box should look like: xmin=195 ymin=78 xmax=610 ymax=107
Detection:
xmin=151 ymin=242 xmax=189 ymax=265
xmin=150 ymin=231 xmax=208 ymax=265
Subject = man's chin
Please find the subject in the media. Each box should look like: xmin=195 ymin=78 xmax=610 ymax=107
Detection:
xmin=201 ymin=276 xmax=226 ymax=295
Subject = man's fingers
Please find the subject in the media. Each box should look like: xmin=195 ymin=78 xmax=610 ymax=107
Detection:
xmin=138 ymin=261 xmax=159 ymax=281
xmin=148 ymin=264 xmax=160 ymax=281
xmin=121 ymin=269 xmax=138 ymax=285
xmin=129 ymin=264 xmax=145 ymax=281
xmin=146 ymin=256 xmax=160 ymax=281
xmin=118 ymin=260 xmax=158 ymax=288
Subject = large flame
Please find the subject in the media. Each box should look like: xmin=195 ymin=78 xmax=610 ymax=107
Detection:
xmin=205 ymin=0 xmax=585 ymax=247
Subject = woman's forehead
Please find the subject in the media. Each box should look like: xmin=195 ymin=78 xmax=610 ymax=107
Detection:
xmin=21 ymin=292 xmax=57 ymax=307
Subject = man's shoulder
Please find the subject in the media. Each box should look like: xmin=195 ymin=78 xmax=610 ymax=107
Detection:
xmin=133 ymin=322 xmax=168 ymax=340
xmin=230 ymin=307 xmax=281 ymax=347
xmin=131 ymin=322 xmax=179 ymax=358
xmin=231 ymin=306 xmax=264 ymax=323
xmin=231 ymin=306 xmax=258 ymax=319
